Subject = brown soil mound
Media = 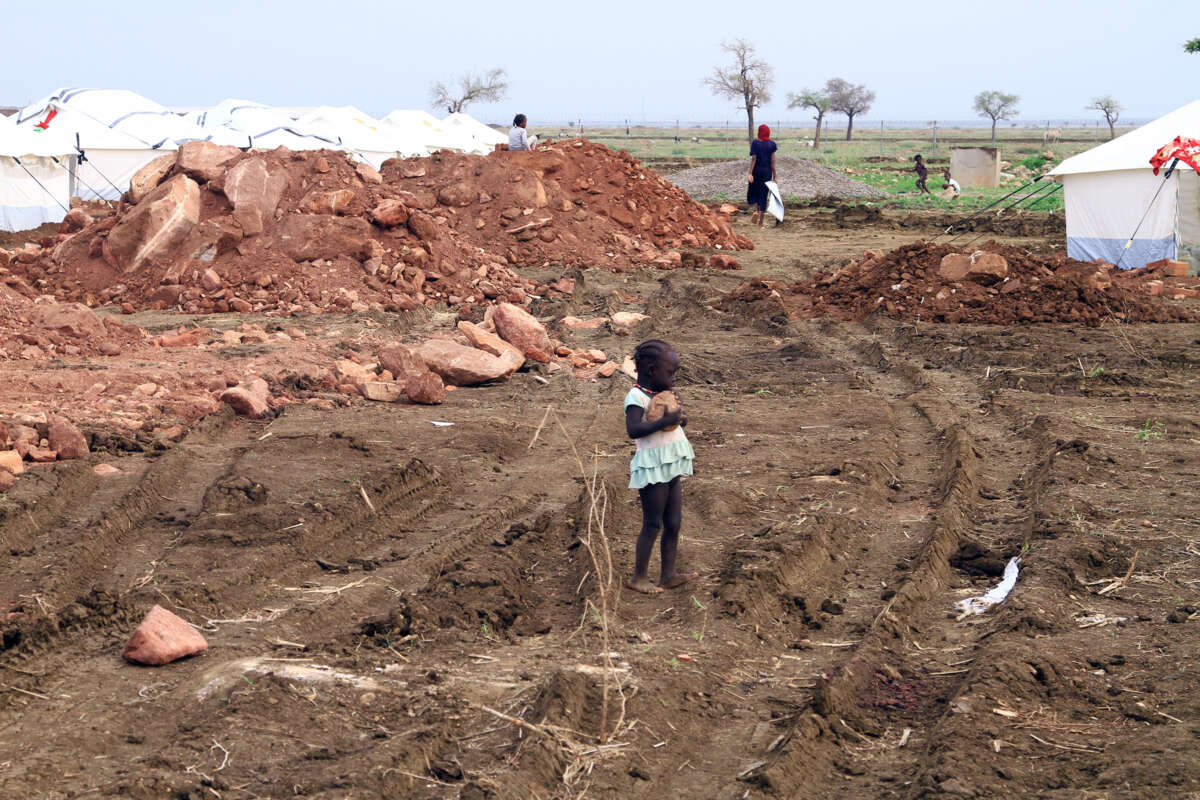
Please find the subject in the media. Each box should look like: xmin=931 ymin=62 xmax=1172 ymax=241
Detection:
xmin=723 ymin=240 xmax=1197 ymax=326
xmin=0 ymin=279 xmax=142 ymax=361
xmin=10 ymin=140 xmax=751 ymax=316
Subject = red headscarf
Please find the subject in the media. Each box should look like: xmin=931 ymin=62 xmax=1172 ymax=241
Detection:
xmin=757 ymin=124 xmax=771 ymax=141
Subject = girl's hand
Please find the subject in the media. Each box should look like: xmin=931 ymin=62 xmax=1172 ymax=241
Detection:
xmin=747 ymin=172 xmax=754 ymax=183
xmin=660 ymin=408 xmax=684 ymax=429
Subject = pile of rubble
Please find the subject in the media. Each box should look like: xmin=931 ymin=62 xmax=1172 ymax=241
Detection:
xmin=723 ymin=242 xmax=1197 ymax=326
xmin=0 ymin=275 xmax=143 ymax=361
xmin=0 ymin=412 xmax=91 ymax=493
xmin=3 ymin=139 xmax=752 ymax=317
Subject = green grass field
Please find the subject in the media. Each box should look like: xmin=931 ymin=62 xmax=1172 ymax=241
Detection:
xmin=564 ymin=123 xmax=1126 ymax=213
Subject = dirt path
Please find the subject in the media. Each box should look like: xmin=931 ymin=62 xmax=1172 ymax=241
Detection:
xmin=2 ymin=212 xmax=1197 ymax=799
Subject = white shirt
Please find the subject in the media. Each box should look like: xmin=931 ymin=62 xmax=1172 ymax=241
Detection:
xmin=945 ymin=177 xmax=961 ymax=196
xmin=509 ymin=126 xmax=533 ymax=151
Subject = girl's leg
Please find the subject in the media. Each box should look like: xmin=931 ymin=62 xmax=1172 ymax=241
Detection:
xmin=658 ymin=477 xmax=697 ymax=589
xmin=627 ymin=482 xmax=670 ymax=594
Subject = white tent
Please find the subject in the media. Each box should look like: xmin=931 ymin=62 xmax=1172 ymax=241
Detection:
xmin=441 ymin=112 xmax=507 ymax=154
xmin=1049 ymin=99 xmax=1200 ymax=271
xmin=381 ymin=109 xmax=476 ymax=155
xmin=15 ymin=89 xmax=191 ymax=201
xmin=187 ymin=99 xmax=343 ymax=151
xmin=0 ymin=114 xmax=74 ymax=231
xmin=294 ymin=105 xmax=406 ymax=168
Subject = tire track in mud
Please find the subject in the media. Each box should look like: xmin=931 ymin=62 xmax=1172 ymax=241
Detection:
xmin=0 ymin=411 xmax=244 ymax=663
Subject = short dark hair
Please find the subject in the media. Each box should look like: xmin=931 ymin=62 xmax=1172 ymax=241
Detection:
xmin=634 ymin=339 xmax=674 ymax=379
xmin=513 ymin=113 xmax=527 ymax=127
xmin=914 ymin=154 xmax=923 ymax=161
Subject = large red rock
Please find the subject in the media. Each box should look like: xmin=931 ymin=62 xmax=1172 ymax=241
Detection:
xmin=458 ymin=320 xmax=524 ymax=361
xmin=122 ymin=605 xmax=208 ymax=665
xmin=378 ymin=342 xmax=426 ymax=378
xmin=356 ymin=162 xmax=383 ymax=184
xmin=405 ymin=370 xmax=445 ymax=404
xmin=176 ymin=141 xmax=241 ymax=183
xmin=300 ymin=189 xmax=355 ymax=216
xmin=417 ymin=340 xmax=518 ymax=386
xmin=106 ymin=174 xmax=200 ymax=273
xmin=369 ymin=199 xmax=409 ymax=228
xmin=219 ymin=378 xmax=271 ymax=419
xmin=406 ymin=210 xmax=440 ymax=242
xmin=333 ymin=359 xmax=373 ymax=392
xmin=223 ymin=156 xmax=289 ymax=236
xmin=492 ymin=303 xmax=552 ymax=363
xmin=47 ymin=416 xmax=89 ymax=460
xmin=939 ymin=252 xmax=1009 ymax=285
xmin=0 ymin=450 xmax=25 ymax=476
xmin=127 ymin=154 xmax=176 ymax=203
xmin=30 ymin=302 xmax=106 ymax=339
xmin=277 ymin=215 xmax=373 ymax=262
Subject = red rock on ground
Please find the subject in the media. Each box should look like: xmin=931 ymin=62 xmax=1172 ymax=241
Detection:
xmin=0 ymin=450 xmax=25 ymax=475
xmin=106 ymin=174 xmax=201 ymax=273
xmin=379 ymin=342 xmax=426 ymax=378
xmin=48 ymin=417 xmax=89 ymax=460
xmin=0 ymin=470 xmax=15 ymax=492
xmin=492 ymin=302 xmax=552 ymax=363
xmin=458 ymin=320 xmax=524 ymax=361
xmin=560 ymin=316 xmax=607 ymax=330
xmin=417 ymin=339 xmax=517 ymax=385
xmin=60 ymin=208 xmax=92 ymax=234
xmin=405 ymin=370 xmax=446 ymax=405
xmin=122 ymin=605 xmax=209 ymax=665
xmin=709 ymin=254 xmax=742 ymax=270
xmin=93 ymin=464 xmax=122 ymax=477
xmin=369 ymin=199 xmax=409 ymax=227
xmin=219 ymin=378 xmax=272 ymax=419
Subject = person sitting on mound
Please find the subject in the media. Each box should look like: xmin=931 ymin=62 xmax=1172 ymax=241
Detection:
xmin=508 ymin=114 xmax=537 ymax=151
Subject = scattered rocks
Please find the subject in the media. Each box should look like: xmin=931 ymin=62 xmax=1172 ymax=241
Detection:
xmin=122 ymin=605 xmax=209 ymax=665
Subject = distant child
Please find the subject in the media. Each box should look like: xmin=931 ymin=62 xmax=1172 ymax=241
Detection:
xmin=942 ymin=169 xmax=961 ymax=199
xmin=913 ymin=154 xmax=931 ymax=195
xmin=509 ymin=113 xmax=537 ymax=151
xmin=624 ymin=340 xmax=698 ymax=594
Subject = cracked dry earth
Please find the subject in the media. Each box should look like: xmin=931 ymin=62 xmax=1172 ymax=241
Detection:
xmin=1 ymin=212 xmax=1198 ymax=799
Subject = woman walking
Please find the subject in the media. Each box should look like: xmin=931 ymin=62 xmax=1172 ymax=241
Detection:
xmin=747 ymin=124 xmax=777 ymax=228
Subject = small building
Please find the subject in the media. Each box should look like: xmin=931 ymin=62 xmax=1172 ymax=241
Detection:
xmin=1049 ymin=99 xmax=1200 ymax=271
xmin=950 ymin=147 xmax=1001 ymax=188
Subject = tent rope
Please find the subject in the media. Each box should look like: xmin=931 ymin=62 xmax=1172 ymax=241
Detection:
xmin=50 ymin=156 xmax=116 ymax=209
xmin=11 ymin=156 xmax=71 ymax=214
xmin=954 ymin=182 xmax=1061 ymax=250
xmin=931 ymin=179 xmax=1041 ymax=242
xmin=1113 ymin=158 xmax=1179 ymax=270
xmin=944 ymin=180 xmax=1055 ymax=246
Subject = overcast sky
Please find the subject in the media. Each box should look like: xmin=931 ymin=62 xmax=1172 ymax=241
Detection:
xmin=5 ymin=0 xmax=1195 ymax=126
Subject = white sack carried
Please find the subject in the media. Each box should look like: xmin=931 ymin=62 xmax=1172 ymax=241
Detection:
xmin=766 ymin=180 xmax=785 ymax=222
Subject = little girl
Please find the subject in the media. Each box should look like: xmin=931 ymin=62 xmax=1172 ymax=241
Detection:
xmin=623 ymin=339 xmax=698 ymax=594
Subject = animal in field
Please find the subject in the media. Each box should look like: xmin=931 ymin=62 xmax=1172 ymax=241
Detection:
xmin=1042 ymin=128 xmax=1061 ymax=146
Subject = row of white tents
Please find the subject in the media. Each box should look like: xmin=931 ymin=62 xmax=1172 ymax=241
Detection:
xmin=0 ymin=88 xmax=509 ymax=231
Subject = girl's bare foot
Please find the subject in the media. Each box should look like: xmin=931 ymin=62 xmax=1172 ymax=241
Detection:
xmin=659 ymin=571 xmax=699 ymax=590
xmin=626 ymin=576 xmax=664 ymax=594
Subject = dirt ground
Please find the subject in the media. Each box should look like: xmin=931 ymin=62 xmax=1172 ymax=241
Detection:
xmin=2 ymin=208 xmax=1198 ymax=799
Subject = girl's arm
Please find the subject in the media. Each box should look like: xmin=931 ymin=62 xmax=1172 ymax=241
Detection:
xmin=748 ymin=153 xmax=757 ymax=182
xmin=626 ymin=406 xmax=683 ymax=439
xmin=770 ymin=151 xmax=777 ymax=182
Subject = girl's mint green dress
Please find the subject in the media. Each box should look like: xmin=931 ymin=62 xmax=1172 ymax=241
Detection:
xmin=625 ymin=387 xmax=695 ymax=489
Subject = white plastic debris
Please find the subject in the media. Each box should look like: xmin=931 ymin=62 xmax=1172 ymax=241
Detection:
xmin=430 ymin=421 xmax=455 ymax=427
xmin=955 ymin=557 xmax=1021 ymax=618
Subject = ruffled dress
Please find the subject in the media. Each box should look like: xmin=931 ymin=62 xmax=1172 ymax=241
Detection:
xmin=625 ymin=387 xmax=695 ymax=489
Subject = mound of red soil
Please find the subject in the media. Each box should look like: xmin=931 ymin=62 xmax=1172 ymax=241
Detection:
xmin=10 ymin=140 xmax=751 ymax=317
xmin=723 ymin=240 xmax=1196 ymax=326
xmin=0 ymin=279 xmax=142 ymax=362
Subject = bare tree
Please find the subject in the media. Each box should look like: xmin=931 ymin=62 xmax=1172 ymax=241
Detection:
xmin=825 ymin=78 xmax=875 ymax=141
xmin=787 ymin=89 xmax=831 ymax=147
xmin=704 ymin=39 xmax=774 ymax=145
xmin=973 ymin=90 xmax=1020 ymax=141
xmin=1087 ymin=95 xmax=1122 ymax=140
xmin=429 ymin=68 xmax=508 ymax=114
xmin=1185 ymin=37 xmax=1200 ymax=53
